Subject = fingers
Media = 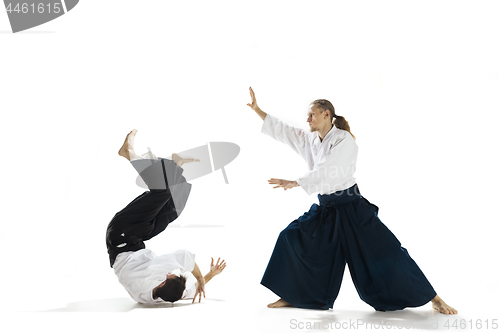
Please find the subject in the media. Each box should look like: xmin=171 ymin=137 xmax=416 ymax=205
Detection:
xmin=210 ymin=258 xmax=227 ymax=273
xmin=248 ymin=87 xmax=257 ymax=106
xmin=220 ymin=261 xmax=226 ymax=271
xmin=268 ymin=179 xmax=293 ymax=190
xmin=193 ymin=288 xmax=204 ymax=303
xmin=217 ymin=260 xmax=226 ymax=272
xmin=199 ymin=284 xmax=205 ymax=302
xmin=269 ymin=178 xmax=284 ymax=189
xmin=211 ymin=257 xmax=214 ymax=267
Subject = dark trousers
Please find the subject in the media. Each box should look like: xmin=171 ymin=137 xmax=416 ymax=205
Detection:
xmin=106 ymin=158 xmax=191 ymax=267
xmin=261 ymin=183 xmax=437 ymax=311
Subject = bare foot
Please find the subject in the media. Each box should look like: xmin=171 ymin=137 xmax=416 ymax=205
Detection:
xmin=118 ymin=129 xmax=138 ymax=161
xmin=267 ymin=298 xmax=293 ymax=308
xmin=172 ymin=153 xmax=200 ymax=167
xmin=431 ymin=295 xmax=458 ymax=315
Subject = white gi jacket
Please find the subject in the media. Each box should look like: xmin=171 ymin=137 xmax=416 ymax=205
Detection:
xmin=113 ymin=249 xmax=197 ymax=303
xmin=261 ymin=114 xmax=358 ymax=195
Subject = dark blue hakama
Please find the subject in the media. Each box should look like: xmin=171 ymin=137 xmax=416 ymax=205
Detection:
xmin=260 ymin=184 xmax=436 ymax=310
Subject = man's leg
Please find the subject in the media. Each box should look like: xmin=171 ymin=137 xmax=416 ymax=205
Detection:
xmin=107 ymin=130 xmax=195 ymax=267
xmin=118 ymin=129 xmax=139 ymax=161
xmin=107 ymin=130 xmax=174 ymax=267
xmin=339 ymin=195 xmax=457 ymax=314
xmin=106 ymin=158 xmax=174 ymax=267
xmin=261 ymin=208 xmax=347 ymax=310
xmin=142 ymin=158 xmax=192 ymax=241
xmin=106 ymin=187 xmax=173 ymax=256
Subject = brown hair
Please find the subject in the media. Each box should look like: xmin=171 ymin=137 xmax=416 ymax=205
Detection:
xmin=310 ymin=99 xmax=356 ymax=140
xmin=154 ymin=275 xmax=187 ymax=302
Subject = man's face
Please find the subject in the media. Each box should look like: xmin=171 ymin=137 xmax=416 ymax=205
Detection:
xmin=158 ymin=273 xmax=180 ymax=288
xmin=307 ymin=104 xmax=329 ymax=132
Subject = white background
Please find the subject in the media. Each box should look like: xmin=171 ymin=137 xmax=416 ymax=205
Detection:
xmin=1 ymin=1 xmax=499 ymax=332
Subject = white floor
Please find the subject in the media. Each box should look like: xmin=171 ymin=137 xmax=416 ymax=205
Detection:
xmin=1 ymin=257 xmax=496 ymax=333
xmin=1 ymin=193 xmax=497 ymax=333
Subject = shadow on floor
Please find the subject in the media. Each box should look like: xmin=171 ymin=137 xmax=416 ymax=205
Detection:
xmin=299 ymin=308 xmax=449 ymax=331
xmin=41 ymin=298 xmax=225 ymax=312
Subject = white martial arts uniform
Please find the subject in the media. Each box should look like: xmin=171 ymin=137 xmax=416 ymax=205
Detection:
xmin=261 ymin=114 xmax=358 ymax=195
xmin=113 ymin=249 xmax=197 ymax=303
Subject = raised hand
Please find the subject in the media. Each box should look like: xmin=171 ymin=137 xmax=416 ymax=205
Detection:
xmin=246 ymin=87 xmax=267 ymax=121
xmin=247 ymin=86 xmax=259 ymax=111
xmin=209 ymin=257 xmax=227 ymax=276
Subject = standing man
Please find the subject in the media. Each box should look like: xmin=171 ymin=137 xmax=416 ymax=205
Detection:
xmin=246 ymin=87 xmax=457 ymax=314
xmin=107 ymin=129 xmax=226 ymax=304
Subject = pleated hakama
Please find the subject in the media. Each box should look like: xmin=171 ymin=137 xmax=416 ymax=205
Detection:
xmin=260 ymin=183 xmax=436 ymax=310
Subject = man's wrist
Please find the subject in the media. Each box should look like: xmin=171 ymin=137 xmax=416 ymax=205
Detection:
xmin=256 ymin=108 xmax=267 ymax=120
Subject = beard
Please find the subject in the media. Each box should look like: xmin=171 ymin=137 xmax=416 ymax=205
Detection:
xmin=309 ymin=126 xmax=318 ymax=133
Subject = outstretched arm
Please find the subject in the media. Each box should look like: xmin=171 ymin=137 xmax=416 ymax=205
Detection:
xmin=191 ymin=262 xmax=206 ymax=303
xmin=185 ymin=258 xmax=226 ymax=302
xmin=247 ymin=87 xmax=267 ymax=121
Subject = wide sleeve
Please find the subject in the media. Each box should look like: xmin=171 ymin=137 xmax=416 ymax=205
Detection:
xmin=181 ymin=282 xmax=197 ymax=300
xmin=172 ymin=250 xmax=196 ymax=273
xmin=261 ymin=114 xmax=308 ymax=160
xmin=296 ymin=133 xmax=358 ymax=195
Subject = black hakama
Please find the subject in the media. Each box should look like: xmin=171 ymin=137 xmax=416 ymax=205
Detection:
xmin=106 ymin=158 xmax=191 ymax=267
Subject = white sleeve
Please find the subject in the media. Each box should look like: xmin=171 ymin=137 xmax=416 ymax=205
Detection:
xmin=172 ymin=250 xmax=196 ymax=273
xmin=181 ymin=282 xmax=197 ymax=300
xmin=138 ymin=290 xmax=163 ymax=304
xmin=296 ymin=133 xmax=358 ymax=195
xmin=261 ymin=114 xmax=308 ymax=160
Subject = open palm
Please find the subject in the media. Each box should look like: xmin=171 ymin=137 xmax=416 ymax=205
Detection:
xmin=210 ymin=257 xmax=226 ymax=276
